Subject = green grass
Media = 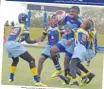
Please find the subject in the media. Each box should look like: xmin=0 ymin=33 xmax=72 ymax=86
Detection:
xmin=1 ymin=47 xmax=104 ymax=89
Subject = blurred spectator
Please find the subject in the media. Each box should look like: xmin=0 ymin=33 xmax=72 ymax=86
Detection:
xmin=5 ymin=20 xmax=9 ymax=26
xmin=4 ymin=28 xmax=7 ymax=44
xmin=11 ymin=21 xmax=15 ymax=26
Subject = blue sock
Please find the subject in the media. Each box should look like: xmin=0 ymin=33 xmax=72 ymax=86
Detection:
xmin=10 ymin=73 xmax=14 ymax=80
xmin=34 ymin=75 xmax=40 ymax=82
xmin=55 ymin=64 xmax=61 ymax=70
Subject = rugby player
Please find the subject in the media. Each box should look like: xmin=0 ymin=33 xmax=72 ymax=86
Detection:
xmin=5 ymin=13 xmax=47 ymax=87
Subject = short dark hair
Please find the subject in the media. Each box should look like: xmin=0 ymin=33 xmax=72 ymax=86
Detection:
xmin=70 ymin=6 xmax=80 ymax=14
xmin=87 ymin=19 xmax=94 ymax=28
xmin=51 ymin=14 xmax=57 ymax=19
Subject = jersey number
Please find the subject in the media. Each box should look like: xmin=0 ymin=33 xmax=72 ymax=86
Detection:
xmin=10 ymin=28 xmax=19 ymax=35
xmin=82 ymin=34 xmax=87 ymax=42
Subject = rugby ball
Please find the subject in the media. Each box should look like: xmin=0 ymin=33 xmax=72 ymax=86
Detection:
xmin=56 ymin=10 xmax=66 ymax=22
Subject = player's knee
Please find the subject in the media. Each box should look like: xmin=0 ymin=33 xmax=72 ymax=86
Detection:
xmin=29 ymin=58 xmax=36 ymax=68
xmin=64 ymin=56 xmax=70 ymax=63
xmin=38 ymin=55 xmax=46 ymax=64
xmin=12 ymin=57 xmax=19 ymax=66
xmin=50 ymin=46 xmax=59 ymax=56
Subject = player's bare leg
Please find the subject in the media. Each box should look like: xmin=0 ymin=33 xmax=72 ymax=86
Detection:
xmin=64 ymin=55 xmax=70 ymax=76
xmin=38 ymin=54 xmax=48 ymax=78
xmin=50 ymin=46 xmax=63 ymax=78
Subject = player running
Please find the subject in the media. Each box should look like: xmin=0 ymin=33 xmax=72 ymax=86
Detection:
xmin=5 ymin=13 xmax=47 ymax=87
xmin=37 ymin=14 xmax=65 ymax=78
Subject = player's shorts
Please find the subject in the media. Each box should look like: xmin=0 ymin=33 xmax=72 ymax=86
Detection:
xmin=5 ymin=41 xmax=26 ymax=58
xmin=42 ymin=45 xmax=60 ymax=58
xmin=55 ymin=39 xmax=75 ymax=58
xmin=72 ymin=43 xmax=88 ymax=62
xmin=58 ymin=38 xmax=67 ymax=48
xmin=65 ymin=41 xmax=75 ymax=57
xmin=42 ymin=45 xmax=52 ymax=57
xmin=86 ymin=49 xmax=96 ymax=61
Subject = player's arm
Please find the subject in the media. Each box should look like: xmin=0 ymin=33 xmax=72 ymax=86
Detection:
xmin=66 ymin=25 xmax=77 ymax=46
xmin=24 ymin=26 xmax=38 ymax=44
xmin=63 ymin=26 xmax=75 ymax=38
xmin=40 ymin=30 xmax=47 ymax=42
xmin=88 ymin=28 xmax=97 ymax=53
xmin=25 ymin=33 xmax=37 ymax=44
xmin=66 ymin=38 xmax=74 ymax=46
xmin=40 ymin=24 xmax=49 ymax=42
xmin=58 ymin=26 xmax=65 ymax=37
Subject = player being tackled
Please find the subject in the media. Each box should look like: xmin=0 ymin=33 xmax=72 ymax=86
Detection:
xmin=59 ymin=19 xmax=96 ymax=86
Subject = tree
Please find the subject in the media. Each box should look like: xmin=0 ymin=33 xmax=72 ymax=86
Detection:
xmin=31 ymin=10 xmax=54 ymax=27
xmin=81 ymin=6 xmax=104 ymax=33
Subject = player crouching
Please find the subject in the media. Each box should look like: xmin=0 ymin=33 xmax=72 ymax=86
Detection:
xmin=5 ymin=13 xmax=47 ymax=87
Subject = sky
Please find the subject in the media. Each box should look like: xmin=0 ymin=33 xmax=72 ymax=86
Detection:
xmin=1 ymin=1 xmax=27 ymax=24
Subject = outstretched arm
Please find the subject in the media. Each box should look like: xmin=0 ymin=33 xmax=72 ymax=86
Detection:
xmin=25 ymin=33 xmax=37 ymax=44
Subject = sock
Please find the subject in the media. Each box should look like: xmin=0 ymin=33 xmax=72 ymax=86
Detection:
xmin=10 ymin=66 xmax=16 ymax=80
xmin=77 ymin=63 xmax=89 ymax=73
xmin=30 ymin=68 xmax=40 ymax=82
xmin=86 ymin=71 xmax=91 ymax=76
xmin=66 ymin=74 xmax=72 ymax=79
xmin=55 ymin=64 xmax=61 ymax=70
xmin=65 ymin=69 xmax=70 ymax=76
xmin=72 ymin=78 xmax=78 ymax=83
xmin=80 ymin=73 xmax=86 ymax=78
xmin=52 ymin=55 xmax=61 ymax=70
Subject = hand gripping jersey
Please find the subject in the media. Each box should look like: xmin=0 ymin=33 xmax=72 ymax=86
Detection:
xmin=74 ymin=28 xmax=89 ymax=48
xmin=88 ymin=28 xmax=97 ymax=53
xmin=43 ymin=26 xmax=65 ymax=46
xmin=8 ymin=24 xmax=29 ymax=42
xmin=64 ymin=16 xmax=83 ymax=40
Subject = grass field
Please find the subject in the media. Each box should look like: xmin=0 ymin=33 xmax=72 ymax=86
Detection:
xmin=1 ymin=26 xmax=104 ymax=89
xmin=1 ymin=46 xmax=104 ymax=89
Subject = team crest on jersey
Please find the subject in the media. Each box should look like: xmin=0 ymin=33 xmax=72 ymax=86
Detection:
xmin=50 ymin=36 xmax=55 ymax=40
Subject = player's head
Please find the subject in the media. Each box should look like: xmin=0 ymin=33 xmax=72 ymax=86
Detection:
xmin=51 ymin=14 xmax=58 ymax=26
xmin=18 ymin=13 xmax=28 ymax=24
xmin=80 ymin=19 xmax=94 ymax=30
xmin=69 ymin=6 xmax=80 ymax=19
xmin=88 ymin=20 xmax=96 ymax=38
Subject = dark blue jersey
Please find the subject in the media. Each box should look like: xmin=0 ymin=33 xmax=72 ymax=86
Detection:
xmin=64 ymin=16 xmax=83 ymax=40
xmin=43 ymin=26 xmax=65 ymax=46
